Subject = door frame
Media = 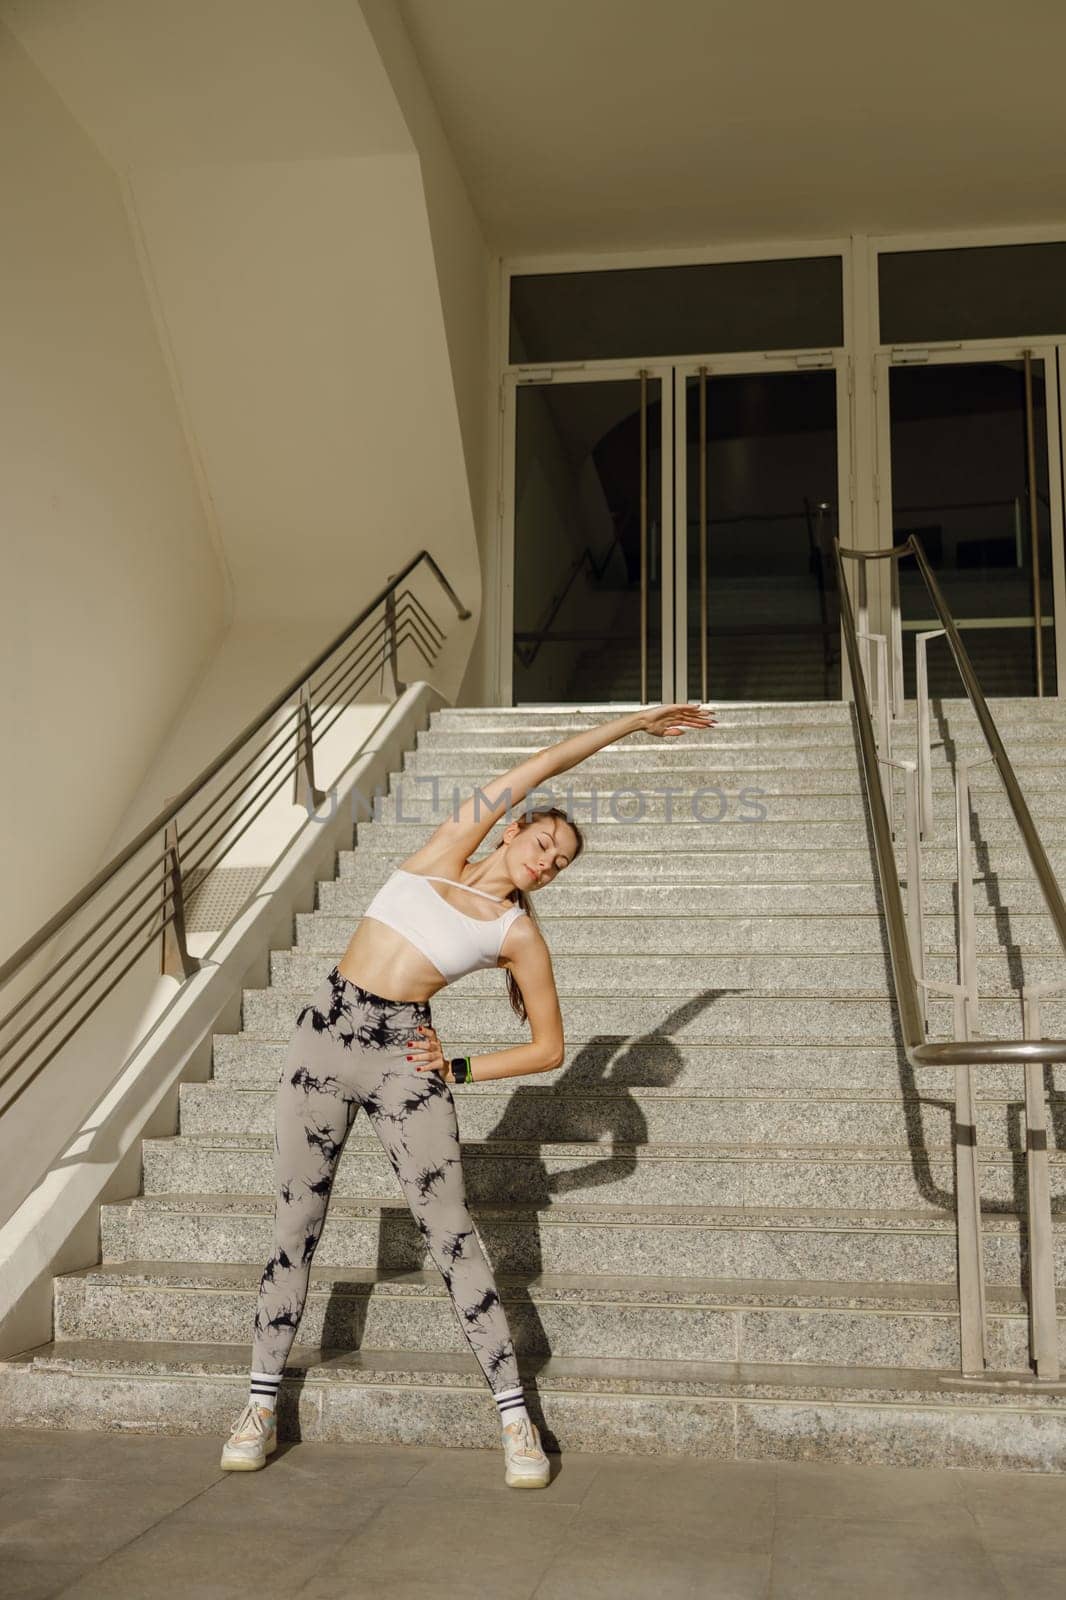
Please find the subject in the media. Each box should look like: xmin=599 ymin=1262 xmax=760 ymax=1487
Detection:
xmin=671 ymin=350 xmax=854 ymax=704
xmin=872 ymin=340 xmax=1066 ymax=695
xmin=500 ymin=352 xmax=854 ymax=705
xmin=499 ymin=361 xmax=676 ymax=706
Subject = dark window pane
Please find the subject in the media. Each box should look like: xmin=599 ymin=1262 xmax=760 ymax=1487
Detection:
xmin=684 ymin=370 xmax=840 ymax=701
xmin=510 ymin=257 xmax=843 ymax=364
xmin=879 ymin=243 xmax=1066 ymax=345
xmin=888 ymin=359 xmax=1055 ymax=698
xmin=512 ymin=379 xmax=662 ymax=704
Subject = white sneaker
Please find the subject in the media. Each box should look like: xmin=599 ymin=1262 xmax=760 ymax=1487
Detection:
xmin=502 ymin=1415 xmax=550 ymax=1488
xmin=220 ymin=1399 xmax=277 ymax=1470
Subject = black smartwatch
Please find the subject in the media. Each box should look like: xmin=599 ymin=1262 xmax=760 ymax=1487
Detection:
xmin=449 ymin=1055 xmax=472 ymax=1084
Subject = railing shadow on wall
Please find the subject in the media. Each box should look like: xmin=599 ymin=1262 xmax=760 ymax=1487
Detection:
xmin=836 ymin=534 xmax=1066 ymax=1385
xmin=0 ymin=551 xmax=470 ymax=1123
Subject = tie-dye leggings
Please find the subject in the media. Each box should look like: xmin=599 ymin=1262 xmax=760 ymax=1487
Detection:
xmin=250 ymin=966 xmax=521 ymax=1398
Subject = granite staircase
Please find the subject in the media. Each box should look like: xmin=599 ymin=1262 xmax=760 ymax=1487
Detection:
xmin=3 ymin=701 xmax=1066 ymax=1470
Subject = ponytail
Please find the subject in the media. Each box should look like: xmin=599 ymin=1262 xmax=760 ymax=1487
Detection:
xmin=496 ymin=806 xmax=584 ymax=1021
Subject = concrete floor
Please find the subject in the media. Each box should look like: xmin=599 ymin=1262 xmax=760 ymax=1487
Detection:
xmin=0 ymin=1428 xmax=1063 ymax=1599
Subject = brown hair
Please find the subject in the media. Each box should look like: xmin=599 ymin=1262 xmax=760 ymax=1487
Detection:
xmin=494 ymin=806 xmax=584 ymax=1021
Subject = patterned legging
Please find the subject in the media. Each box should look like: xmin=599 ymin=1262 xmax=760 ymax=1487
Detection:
xmin=250 ymin=966 xmax=521 ymax=1397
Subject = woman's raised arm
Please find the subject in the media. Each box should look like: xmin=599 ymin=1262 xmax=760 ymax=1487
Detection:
xmin=427 ymin=703 xmax=716 ymax=857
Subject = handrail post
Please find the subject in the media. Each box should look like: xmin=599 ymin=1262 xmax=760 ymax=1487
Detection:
xmin=160 ymin=818 xmax=201 ymax=982
xmin=915 ymin=629 xmax=945 ymax=840
xmin=954 ymin=757 xmax=987 ymax=1035
xmin=952 ymin=983 xmax=989 ymax=1376
xmin=901 ymin=760 xmax=927 ymax=1031
xmin=858 ymin=629 xmax=893 ymax=833
xmin=856 ymin=557 xmax=871 ymax=695
xmin=382 ymin=576 xmax=407 ymax=699
xmin=1020 ymin=984 xmax=1060 ymax=1380
xmin=951 ymin=760 xmax=991 ymax=1376
xmin=916 ymin=974 xmax=989 ymax=1377
xmin=889 ymin=554 xmax=904 ymax=719
xmin=293 ymin=683 xmax=325 ymax=811
xmin=884 ymin=756 xmax=927 ymax=1030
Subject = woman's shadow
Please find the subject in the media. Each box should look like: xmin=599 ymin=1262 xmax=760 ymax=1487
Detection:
xmin=470 ymin=986 xmax=742 ymax=1449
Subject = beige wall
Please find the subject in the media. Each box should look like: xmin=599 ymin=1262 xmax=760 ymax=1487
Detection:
xmin=1 ymin=0 xmax=491 ymax=969
xmin=128 ymin=149 xmax=479 ymax=625
xmin=0 ymin=23 xmax=227 ymax=965
xmin=0 ymin=2 xmax=495 ymax=1224
xmin=360 ymin=0 xmax=499 ymax=705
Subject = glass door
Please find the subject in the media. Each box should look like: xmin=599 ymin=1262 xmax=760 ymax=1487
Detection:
xmin=674 ymin=356 xmax=850 ymax=702
xmin=503 ymin=366 xmax=673 ymax=705
xmin=874 ymin=344 xmax=1065 ymax=697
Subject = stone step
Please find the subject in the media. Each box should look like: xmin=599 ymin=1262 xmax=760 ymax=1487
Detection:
xmin=339 ymin=840 xmax=1065 ymax=882
xmin=430 ymin=701 xmax=1066 ymax=728
xmin=434 ymin=703 xmax=1066 ymax=723
xmin=17 ymin=699 xmax=1066 ymax=1474
xmin=316 ymin=875 xmax=1057 ymax=917
xmin=417 ymin=728 xmax=851 ymax=752
xmin=238 ymin=986 xmax=1066 ymax=1044
xmin=380 ymin=780 xmax=1066 ymax=826
xmin=370 ymin=789 xmax=1066 ymax=830
xmin=207 ymin=1036 xmax=1065 ymax=1100
xmin=49 ymin=1261 xmax=1066 ymax=1373
xmin=443 ymin=701 xmax=860 ymax=718
xmin=139 ymin=1134 xmax=1066 ymax=1212
xmin=385 ymin=758 xmax=1066 ymax=794
xmin=98 ymin=1193 xmax=1062 ymax=1287
xmin=393 ymin=745 xmax=1062 ymax=777
xmin=584 ymin=681 xmax=841 ymax=696
xmin=269 ymin=945 xmax=1066 ymax=1000
xmin=174 ymin=1082 xmax=1060 ymax=1150
xmin=2 ymin=1337 xmax=1062 ymax=1470
xmin=353 ymin=814 xmax=1066 ymax=851
xmin=295 ymin=907 xmax=1066 ymax=956
xmin=415 ymin=724 xmax=1066 ymax=754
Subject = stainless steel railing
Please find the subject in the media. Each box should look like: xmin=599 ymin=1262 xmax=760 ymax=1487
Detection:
xmin=835 ymin=535 xmax=1065 ymax=1382
xmin=0 ymin=550 xmax=470 ymax=1120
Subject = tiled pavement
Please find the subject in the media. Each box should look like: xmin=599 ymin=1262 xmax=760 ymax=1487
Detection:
xmin=0 ymin=1427 xmax=1063 ymax=1599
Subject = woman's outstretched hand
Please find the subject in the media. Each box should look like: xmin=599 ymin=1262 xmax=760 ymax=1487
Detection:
xmin=640 ymin=703 xmax=717 ymax=739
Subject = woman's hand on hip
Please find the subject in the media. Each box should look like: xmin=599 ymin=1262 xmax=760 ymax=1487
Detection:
xmin=408 ymin=1024 xmax=448 ymax=1078
xmin=640 ymin=703 xmax=717 ymax=739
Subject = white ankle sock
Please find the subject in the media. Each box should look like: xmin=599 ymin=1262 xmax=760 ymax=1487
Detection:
xmin=494 ymin=1385 xmax=530 ymax=1430
xmin=249 ymin=1370 xmax=281 ymax=1415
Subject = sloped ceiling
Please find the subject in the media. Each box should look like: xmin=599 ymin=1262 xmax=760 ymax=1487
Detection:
xmin=400 ymin=0 xmax=1066 ymax=253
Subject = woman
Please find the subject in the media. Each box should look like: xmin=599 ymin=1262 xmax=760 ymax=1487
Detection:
xmin=221 ymin=700 xmax=715 ymax=1485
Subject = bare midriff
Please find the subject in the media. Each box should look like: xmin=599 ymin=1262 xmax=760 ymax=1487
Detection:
xmin=336 ymin=914 xmax=453 ymax=1004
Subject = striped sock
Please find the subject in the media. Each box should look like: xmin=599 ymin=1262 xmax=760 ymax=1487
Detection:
xmin=494 ymin=1385 xmax=529 ymax=1429
xmin=249 ymin=1370 xmax=282 ymax=1415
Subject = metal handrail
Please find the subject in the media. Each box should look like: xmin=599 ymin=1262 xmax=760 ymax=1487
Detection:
xmin=803 ymin=498 xmax=838 ymax=699
xmin=0 ymin=550 xmax=470 ymax=1114
xmin=836 ymin=536 xmax=1066 ymax=1067
xmin=835 ymin=534 xmax=1065 ymax=1381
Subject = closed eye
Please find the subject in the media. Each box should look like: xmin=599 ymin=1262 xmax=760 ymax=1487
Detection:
xmin=539 ymin=833 xmax=567 ymax=869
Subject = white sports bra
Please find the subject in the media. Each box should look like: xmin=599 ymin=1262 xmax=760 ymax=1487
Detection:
xmin=361 ymin=868 xmax=527 ymax=983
